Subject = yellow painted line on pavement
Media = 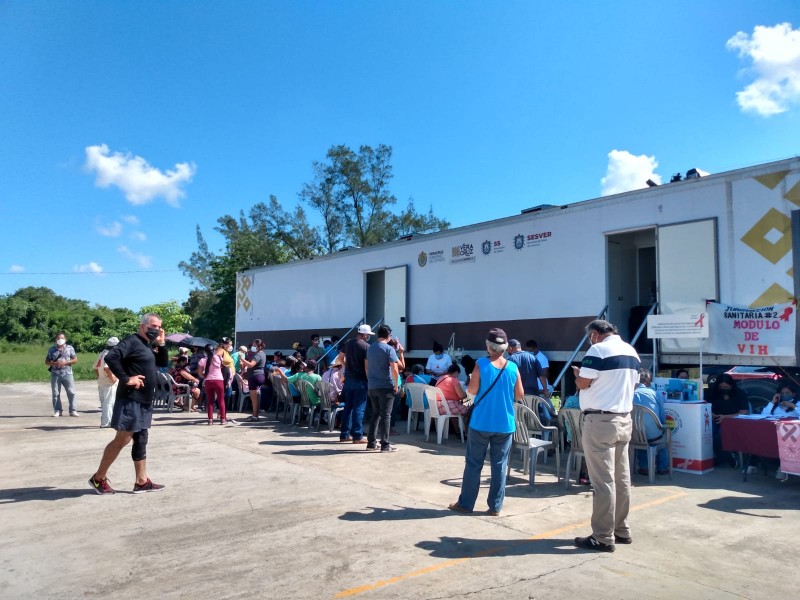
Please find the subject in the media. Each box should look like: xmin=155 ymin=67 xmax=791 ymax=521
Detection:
xmin=334 ymin=489 xmax=687 ymax=598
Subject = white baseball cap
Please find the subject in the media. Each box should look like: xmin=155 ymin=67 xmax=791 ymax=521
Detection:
xmin=357 ymin=324 xmax=375 ymax=335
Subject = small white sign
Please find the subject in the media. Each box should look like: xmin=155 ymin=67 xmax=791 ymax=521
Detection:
xmin=647 ymin=313 xmax=708 ymax=339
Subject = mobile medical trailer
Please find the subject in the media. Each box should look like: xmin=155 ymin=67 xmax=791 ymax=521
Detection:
xmin=235 ymin=158 xmax=800 ymax=368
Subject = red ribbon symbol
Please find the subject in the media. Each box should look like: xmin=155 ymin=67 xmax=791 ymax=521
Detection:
xmin=779 ymin=307 xmax=793 ymax=322
xmin=694 ymin=314 xmax=705 ymax=327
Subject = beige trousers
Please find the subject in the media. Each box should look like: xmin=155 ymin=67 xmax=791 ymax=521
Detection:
xmin=582 ymin=413 xmax=632 ymax=545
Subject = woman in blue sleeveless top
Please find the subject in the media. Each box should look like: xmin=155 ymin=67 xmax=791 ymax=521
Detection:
xmin=449 ymin=328 xmax=524 ymax=516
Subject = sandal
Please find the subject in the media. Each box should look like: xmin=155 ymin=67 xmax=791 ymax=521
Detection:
xmin=247 ymin=415 xmax=260 ymax=422
xmin=207 ymin=419 xmax=213 ymax=426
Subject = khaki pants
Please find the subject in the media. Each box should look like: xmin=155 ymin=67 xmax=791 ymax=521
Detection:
xmin=582 ymin=413 xmax=632 ymax=545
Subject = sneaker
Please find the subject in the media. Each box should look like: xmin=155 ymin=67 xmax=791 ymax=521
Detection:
xmin=88 ymin=475 xmax=115 ymax=495
xmin=574 ymin=535 xmax=615 ymax=552
xmin=133 ymin=479 xmax=165 ymax=494
xmin=615 ymin=534 xmax=633 ymax=544
xmin=380 ymin=444 xmax=398 ymax=452
xmin=365 ymin=443 xmax=378 ymax=450
xmin=746 ymin=466 xmax=758 ymax=475
xmin=352 ymin=438 xmax=368 ymax=444
xmin=69 ymin=411 xmax=80 ymax=417
xmin=339 ymin=436 xmax=353 ymax=442
xmin=53 ymin=411 xmax=60 ymax=418
xmin=776 ymin=470 xmax=789 ymax=481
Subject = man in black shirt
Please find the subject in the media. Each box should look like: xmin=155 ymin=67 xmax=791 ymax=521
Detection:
xmin=336 ymin=324 xmax=374 ymax=443
xmin=88 ymin=313 xmax=169 ymax=494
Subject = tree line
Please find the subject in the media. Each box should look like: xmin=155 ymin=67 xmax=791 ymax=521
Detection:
xmin=179 ymin=144 xmax=450 ymax=339
xmin=0 ymin=287 xmax=190 ymax=352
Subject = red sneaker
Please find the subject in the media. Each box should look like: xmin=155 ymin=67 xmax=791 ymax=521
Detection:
xmin=88 ymin=475 xmax=115 ymax=495
xmin=133 ymin=478 xmax=165 ymax=494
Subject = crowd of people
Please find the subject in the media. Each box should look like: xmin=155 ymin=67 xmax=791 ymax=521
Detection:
xmin=41 ymin=315 xmax=797 ymax=550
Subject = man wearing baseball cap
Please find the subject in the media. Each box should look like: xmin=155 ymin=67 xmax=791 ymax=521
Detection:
xmin=335 ymin=324 xmax=375 ymax=443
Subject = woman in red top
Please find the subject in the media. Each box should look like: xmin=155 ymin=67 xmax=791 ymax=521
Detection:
xmin=435 ymin=364 xmax=468 ymax=415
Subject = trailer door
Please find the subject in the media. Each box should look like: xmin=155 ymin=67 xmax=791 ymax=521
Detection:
xmin=384 ymin=265 xmax=408 ymax=345
xmin=657 ymin=219 xmax=718 ymax=352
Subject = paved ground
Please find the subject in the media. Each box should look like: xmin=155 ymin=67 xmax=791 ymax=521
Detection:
xmin=1 ymin=381 xmax=798 ymax=599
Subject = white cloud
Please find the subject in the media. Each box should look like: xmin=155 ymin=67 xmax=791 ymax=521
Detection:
xmin=726 ymin=22 xmax=800 ymax=116
xmin=600 ymin=150 xmax=661 ymax=196
xmin=122 ymin=215 xmax=140 ymax=225
xmin=95 ymin=220 xmax=122 ymax=237
xmin=84 ymin=144 xmax=196 ymax=206
xmin=117 ymin=245 xmax=152 ymax=268
xmin=130 ymin=231 xmax=147 ymax=242
xmin=74 ymin=262 xmax=104 ymax=274
xmin=9 ymin=265 xmax=24 ymax=273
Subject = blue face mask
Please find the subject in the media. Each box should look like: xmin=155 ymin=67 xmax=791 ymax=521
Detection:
xmin=780 ymin=394 xmax=794 ymax=403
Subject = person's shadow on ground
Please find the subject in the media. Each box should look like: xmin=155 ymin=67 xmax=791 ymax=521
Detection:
xmin=0 ymin=487 xmax=97 ymax=503
xmin=416 ymin=536 xmax=577 ymax=559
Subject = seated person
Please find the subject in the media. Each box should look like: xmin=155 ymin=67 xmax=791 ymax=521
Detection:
xmin=322 ymin=359 xmax=344 ymax=401
xmin=434 ymin=364 xmax=468 ymax=415
xmin=707 ymin=373 xmax=749 ymax=466
xmin=632 ymin=368 xmax=669 ymax=476
xmin=171 ymin=356 xmax=201 ymax=411
xmin=276 ymin=359 xmax=322 ymax=406
xmin=761 ymin=380 xmax=799 ymax=418
xmin=404 ymin=364 xmax=431 ymax=409
xmin=425 ymin=342 xmax=452 ymax=382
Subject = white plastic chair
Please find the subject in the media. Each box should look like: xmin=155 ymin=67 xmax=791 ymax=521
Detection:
xmin=164 ymin=373 xmax=190 ymax=412
xmin=560 ymin=408 xmax=586 ymax=489
xmin=316 ymin=380 xmax=343 ymax=432
xmin=630 ymin=404 xmax=673 ymax=483
xmin=271 ymin=375 xmax=291 ymax=422
xmin=509 ymin=402 xmax=558 ymax=486
xmin=404 ymin=383 xmax=429 ymax=435
xmin=293 ymin=379 xmax=318 ymax=428
xmin=233 ymin=373 xmax=250 ymax=412
xmin=423 ymin=385 xmax=465 ymax=444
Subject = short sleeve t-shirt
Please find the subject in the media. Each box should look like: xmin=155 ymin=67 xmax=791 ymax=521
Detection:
xmin=366 ymin=341 xmax=398 ymax=389
xmin=198 ymin=355 xmax=224 ymax=381
xmin=343 ymin=338 xmax=370 ymax=381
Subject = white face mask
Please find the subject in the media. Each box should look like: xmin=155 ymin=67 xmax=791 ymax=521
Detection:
xmin=56 ymin=338 xmax=66 ymax=346
xmin=250 ymin=346 xmax=258 ymax=353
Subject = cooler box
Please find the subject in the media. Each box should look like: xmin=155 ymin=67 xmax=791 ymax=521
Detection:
xmin=665 ymin=401 xmax=714 ymax=474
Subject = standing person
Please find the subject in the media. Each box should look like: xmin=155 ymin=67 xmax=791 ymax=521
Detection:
xmin=240 ymin=339 xmax=267 ymax=422
xmin=336 ymin=324 xmax=374 ymax=443
xmin=507 ymin=339 xmax=548 ymax=397
xmin=198 ymin=344 xmax=227 ymax=426
xmin=425 ymin=342 xmax=452 ymax=382
xmin=94 ymin=337 xmax=120 ymax=427
xmin=88 ymin=313 xmax=168 ymax=495
xmin=449 ymin=328 xmax=523 ymax=516
xmin=707 ymin=373 xmax=748 ymax=466
xmin=526 ymin=340 xmax=551 ymax=394
xmin=366 ymin=325 xmax=402 ymax=452
xmin=45 ymin=331 xmax=79 ymax=417
xmin=572 ymin=319 xmax=640 ymax=552
xmin=306 ymin=334 xmax=325 ymax=364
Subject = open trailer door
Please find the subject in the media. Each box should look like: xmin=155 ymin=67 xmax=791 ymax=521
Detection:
xmin=657 ymin=219 xmax=718 ymax=353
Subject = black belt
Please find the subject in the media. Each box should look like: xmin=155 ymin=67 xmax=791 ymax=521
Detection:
xmin=583 ymin=410 xmax=630 ymax=416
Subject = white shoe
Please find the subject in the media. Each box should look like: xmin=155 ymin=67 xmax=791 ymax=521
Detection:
xmin=53 ymin=411 xmax=60 ymax=418
xmin=69 ymin=411 xmax=80 ymax=417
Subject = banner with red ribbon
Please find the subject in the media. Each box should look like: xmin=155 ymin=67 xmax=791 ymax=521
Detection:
xmin=777 ymin=420 xmax=800 ymax=476
xmin=706 ymin=300 xmax=797 ymax=357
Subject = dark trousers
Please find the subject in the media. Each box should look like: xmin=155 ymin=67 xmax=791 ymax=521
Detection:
xmin=367 ymin=388 xmax=395 ymax=448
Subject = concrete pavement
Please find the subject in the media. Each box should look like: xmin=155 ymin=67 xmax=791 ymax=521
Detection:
xmin=1 ymin=381 xmax=797 ymax=599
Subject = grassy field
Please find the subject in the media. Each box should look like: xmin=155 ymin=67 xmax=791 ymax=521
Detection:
xmin=0 ymin=344 xmax=97 ymax=383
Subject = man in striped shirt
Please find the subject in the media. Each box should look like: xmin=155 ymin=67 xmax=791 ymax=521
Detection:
xmin=572 ymin=319 xmax=641 ymax=552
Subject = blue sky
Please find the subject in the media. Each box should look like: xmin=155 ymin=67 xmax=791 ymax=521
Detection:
xmin=2 ymin=1 xmax=799 ymax=312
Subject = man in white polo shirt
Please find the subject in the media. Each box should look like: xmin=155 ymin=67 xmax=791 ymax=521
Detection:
xmin=571 ymin=319 xmax=640 ymax=552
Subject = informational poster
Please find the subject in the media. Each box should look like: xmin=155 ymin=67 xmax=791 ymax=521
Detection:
xmin=647 ymin=313 xmax=708 ymax=339
xmin=706 ymin=301 xmax=796 ymax=357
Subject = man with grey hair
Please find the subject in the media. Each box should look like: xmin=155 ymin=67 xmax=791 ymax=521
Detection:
xmin=45 ymin=331 xmax=79 ymax=417
xmin=88 ymin=313 xmax=169 ymax=495
xmin=572 ymin=319 xmax=640 ymax=552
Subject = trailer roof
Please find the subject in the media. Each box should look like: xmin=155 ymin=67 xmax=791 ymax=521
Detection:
xmin=240 ymin=156 xmax=800 ymax=276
